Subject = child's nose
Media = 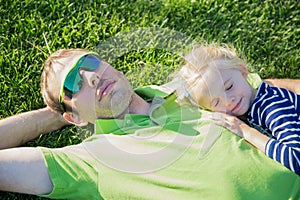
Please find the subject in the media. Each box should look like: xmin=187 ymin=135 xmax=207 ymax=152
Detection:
xmin=225 ymin=96 xmax=235 ymax=107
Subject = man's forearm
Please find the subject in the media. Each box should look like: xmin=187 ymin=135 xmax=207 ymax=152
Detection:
xmin=0 ymin=107 xmax=70 ymax=149
xmin=264 ymin=78 xmax=300 ymax=94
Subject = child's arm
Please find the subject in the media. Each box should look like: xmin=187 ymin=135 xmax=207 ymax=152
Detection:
xmin=209 ymin=113 xmax=269 ymax=153
xmin=264 ymin=79 xmax=300 ymax=94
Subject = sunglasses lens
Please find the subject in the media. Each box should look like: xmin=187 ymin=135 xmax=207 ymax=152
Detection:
xmin=63 ymin=54 xmax=100 ymax=98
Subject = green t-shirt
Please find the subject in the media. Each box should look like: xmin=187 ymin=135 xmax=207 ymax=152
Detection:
xmin=41 ymin=79 xmax=300 ymax=200
xmin=88 ymin=84 xmax=299 ymax=199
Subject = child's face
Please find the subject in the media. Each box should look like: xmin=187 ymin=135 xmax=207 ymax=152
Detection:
xmin=190 ymin=68 xmax=255 ymax=116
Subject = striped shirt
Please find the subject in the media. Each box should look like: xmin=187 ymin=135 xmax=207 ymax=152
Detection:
xmin=248 ymin=82 xmax=300 ymax=176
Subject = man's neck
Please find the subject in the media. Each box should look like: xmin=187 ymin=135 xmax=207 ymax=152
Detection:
xmin=128 ymin=93 xmax=151 ymax=115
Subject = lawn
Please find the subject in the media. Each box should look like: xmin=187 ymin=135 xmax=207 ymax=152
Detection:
xmin=0 ymin=0 xmax=299 ymax=199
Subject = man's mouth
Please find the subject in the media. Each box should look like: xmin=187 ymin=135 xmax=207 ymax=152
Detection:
xmin=96 ymin=80 xmax=115 ymax=102
xmin=231 ymin=98 xmax=242 ymax=113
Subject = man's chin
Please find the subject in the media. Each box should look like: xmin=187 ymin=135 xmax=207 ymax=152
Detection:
xmin=95 ymin=108 xmax=128 ymax=120
xmin=110 ymin=101 xmax=131 ymax=119
xmin=94 ymin=89 xmax=133 ymax=119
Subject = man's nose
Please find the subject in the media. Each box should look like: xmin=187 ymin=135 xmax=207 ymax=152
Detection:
xmin=79 ymin=69 xmax=100 ymax=88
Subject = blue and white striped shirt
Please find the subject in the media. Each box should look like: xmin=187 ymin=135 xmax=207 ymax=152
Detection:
xmin=248 ymin=82 xmax=300 ymax=176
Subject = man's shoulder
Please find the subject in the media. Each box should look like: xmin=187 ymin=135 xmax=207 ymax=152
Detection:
xmin=134 ymin=82 xmax=176 ymax=99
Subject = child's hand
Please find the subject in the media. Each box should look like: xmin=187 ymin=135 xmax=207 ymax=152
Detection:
xmin=208 ymin=112 xmax=248 ymax=138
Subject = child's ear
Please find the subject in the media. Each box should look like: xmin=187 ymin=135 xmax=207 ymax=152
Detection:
xmin=62 ymin=112 xmax=88 ymax=126
xmin=239 ymin=64 xmax=248 ymax=78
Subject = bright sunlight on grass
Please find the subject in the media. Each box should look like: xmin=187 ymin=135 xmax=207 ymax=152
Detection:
xmin=0 ymin=0 xmax=299 ymax=199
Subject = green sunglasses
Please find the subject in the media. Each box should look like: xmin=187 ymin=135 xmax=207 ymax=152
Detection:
xmin=59 ymin=52 xmax=101 ymax=109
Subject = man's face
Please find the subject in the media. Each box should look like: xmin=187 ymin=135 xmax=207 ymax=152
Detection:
xmin=70 ymin=60 xmax=134 ymax=123
xmin=56 ymin=52 xmax=134 ymax=124
xmin=190 ymin=68 xmax=254 ymax=116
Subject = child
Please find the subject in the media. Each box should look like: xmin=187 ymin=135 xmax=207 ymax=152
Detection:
xmin=176 ymin=43 xmax=300 ymax=176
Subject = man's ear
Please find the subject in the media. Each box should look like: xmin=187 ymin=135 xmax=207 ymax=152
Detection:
xmin=62 ymin=112 xmax=88 ymax=126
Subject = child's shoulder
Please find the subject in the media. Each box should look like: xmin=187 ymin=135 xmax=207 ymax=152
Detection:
xmin=261 ymin=81 xmax=299 ymax=99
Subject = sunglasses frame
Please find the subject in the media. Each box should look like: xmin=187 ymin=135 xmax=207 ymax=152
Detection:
xmin=59 ymin=52 xmax=100 ymax=112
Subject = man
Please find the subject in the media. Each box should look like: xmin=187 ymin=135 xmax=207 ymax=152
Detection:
xmin=0 ymin=49 xmax=299 ymax=199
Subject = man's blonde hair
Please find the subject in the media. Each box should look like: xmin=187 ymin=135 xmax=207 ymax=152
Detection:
xmin=40 ymin=49 xmax=89 ymax=114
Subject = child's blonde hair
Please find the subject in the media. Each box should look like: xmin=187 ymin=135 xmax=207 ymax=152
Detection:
xmin=40 ymin=49 xmax=89 ymax=114
xmin=176 ymin=42 xmax=248 ymax=106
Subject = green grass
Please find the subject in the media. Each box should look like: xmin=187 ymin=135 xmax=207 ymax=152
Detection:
xmin=0 ymin=0 xmax=299 ymax=199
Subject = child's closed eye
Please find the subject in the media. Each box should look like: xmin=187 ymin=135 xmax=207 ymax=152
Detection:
xmin=225 ymin=84 xmax=233 ymax=91
xmin=211 ymin=99 xmax=219 ymax=108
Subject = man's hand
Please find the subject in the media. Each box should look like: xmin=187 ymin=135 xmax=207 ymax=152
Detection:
xmin=264 ymin=79 xmax=300 ymax=94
